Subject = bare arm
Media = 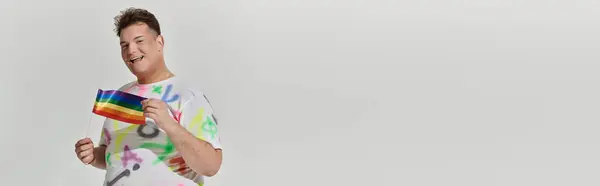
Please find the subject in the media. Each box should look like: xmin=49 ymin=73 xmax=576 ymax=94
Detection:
xmin=90 ymin=145 xmax=108 ymax=170
xmin=163 ymin=121 xmax=223 ymax=177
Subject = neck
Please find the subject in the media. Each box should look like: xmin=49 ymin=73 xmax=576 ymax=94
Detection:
xmin=137 ymin=67 xmax=174 ymax=85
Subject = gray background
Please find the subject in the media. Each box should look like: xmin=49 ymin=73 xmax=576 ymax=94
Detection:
xmin=1 ymin=0 xmax=600 ymax=185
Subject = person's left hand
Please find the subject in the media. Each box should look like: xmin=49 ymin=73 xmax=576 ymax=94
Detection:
xmin=141 ymin=98 xmax=177 ymax=128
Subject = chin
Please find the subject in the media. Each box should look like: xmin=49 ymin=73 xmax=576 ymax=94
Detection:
xmin=132 ymin=69 xmax=150 ymax=77
xmin=130 ymin=64 xmax=150 ymax=73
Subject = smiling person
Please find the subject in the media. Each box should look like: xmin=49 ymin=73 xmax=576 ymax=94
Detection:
xmin=73 ymin=7 xmax=223 ymax=186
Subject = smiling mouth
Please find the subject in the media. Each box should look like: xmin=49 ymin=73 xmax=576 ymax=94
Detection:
xmin=129 ymin=56 xmax=144 ymax=63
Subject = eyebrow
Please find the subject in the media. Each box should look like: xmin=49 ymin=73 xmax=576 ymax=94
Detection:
xmin=120 ymin=36 xmax=145 ymax=45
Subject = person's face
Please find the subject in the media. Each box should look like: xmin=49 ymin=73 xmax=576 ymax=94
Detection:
xmin=119 ymin=23 xmax=164 ymax=77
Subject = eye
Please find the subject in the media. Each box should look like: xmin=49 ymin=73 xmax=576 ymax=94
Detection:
xmin=136 ymin=40 xmax=144 ymax=43
xmin=121 ymin=44 xmax=129 ymax=50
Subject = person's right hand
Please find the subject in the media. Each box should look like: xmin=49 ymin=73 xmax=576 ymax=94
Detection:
xmin=75 ymin=138 xmax=95 ymax=165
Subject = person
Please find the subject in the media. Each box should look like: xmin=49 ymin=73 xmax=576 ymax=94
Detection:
xmin=73 ymin=7 xmax=223 ymax=186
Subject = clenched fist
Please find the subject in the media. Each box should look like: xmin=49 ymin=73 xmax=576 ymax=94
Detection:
xmin=75 ymin=138 xmax=96 ymax=165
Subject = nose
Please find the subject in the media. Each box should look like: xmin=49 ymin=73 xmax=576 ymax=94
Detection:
xmin=127 ymin=43 xmax=138 ymax=56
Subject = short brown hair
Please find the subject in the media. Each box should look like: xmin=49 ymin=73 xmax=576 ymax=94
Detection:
xmin=113 ymin=7 xmax=161 ymax=37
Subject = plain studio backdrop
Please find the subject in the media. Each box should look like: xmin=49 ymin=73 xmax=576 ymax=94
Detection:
xmin=1 ymin=0 xmax=600 ymax=185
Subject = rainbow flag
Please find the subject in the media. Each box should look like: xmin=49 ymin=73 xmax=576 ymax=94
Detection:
xmin=92 ymin=89 xmax=147 ymax=125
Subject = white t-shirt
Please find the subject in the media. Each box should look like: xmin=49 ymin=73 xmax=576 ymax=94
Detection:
xmin=98 ymin=76 xmax=222 ymax=186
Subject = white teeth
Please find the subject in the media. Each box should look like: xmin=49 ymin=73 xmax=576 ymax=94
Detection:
xmin=129 ymin=56 xmax=143 ymax=62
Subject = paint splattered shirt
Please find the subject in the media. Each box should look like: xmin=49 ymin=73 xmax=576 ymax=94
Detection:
xmin=98 ymin=76 xmax=222 ymax=186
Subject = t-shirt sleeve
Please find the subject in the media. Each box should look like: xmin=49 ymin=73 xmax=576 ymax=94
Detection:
xmin=98 ymin=118 xmax=110 ymax=147
xmin=178 ymin=92 xmax=222 ymax=149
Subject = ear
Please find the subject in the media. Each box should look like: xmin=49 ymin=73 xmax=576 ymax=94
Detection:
xmin=156 ymin=35 xmax=164 ymax=51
